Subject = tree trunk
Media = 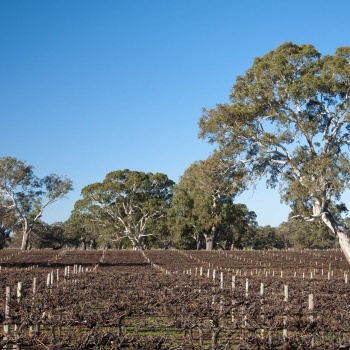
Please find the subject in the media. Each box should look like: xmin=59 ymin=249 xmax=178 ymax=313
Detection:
xmin=20 ymin=218 xmax=31 ymax=251
xmin=321 ymin=212 xmax=350 ymax=265
xmin=311 ymin=199 xmax=350 ymax=265
xmin=20 ymin=229 xmax=30 ymax=251
xmin=205 ymin=225 xmax=216 ymax=251
xmin=206 ymin=238 xmax=213 ymax=251
xmin=196 ymin=236 xmax=201 ymax=250
xmin=132 ymin=239 xmax=142 ymax=250
xmin=81 ymin=240 xmax=87 ymax=250
xmin=337 ymin=228 xmax=350 ymax=264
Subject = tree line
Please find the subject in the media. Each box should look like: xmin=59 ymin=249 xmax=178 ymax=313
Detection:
xmin=0 ymin=160 xmax=340 ymax=251
xmin=1 ymin=42 xmax=349 ymax=256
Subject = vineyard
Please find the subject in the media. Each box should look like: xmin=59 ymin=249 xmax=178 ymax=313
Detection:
xmin=0 ymin=249 xmax=349 ymax=349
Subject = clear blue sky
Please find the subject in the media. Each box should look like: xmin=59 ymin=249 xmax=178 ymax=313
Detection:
xmin=1 ymin=0 xmax=350 ymax=227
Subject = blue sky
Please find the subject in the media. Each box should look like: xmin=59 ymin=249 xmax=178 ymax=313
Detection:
xmin=1 ymin=0 xmax=350 ymax=227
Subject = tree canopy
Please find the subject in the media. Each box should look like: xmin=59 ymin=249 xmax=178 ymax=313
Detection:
xmin=71 ymin=170 xmax=174 ymax=249
xmin=0 ymin=157 xmax=73 ymax=250
xmin=168 ymin=154 xmax=254 ymax=250
xmin=199 ymin=42 xmax=350 ymax=261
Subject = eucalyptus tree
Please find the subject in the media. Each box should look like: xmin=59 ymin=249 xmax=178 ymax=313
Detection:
xmin=0 ymin=207 xmax=16 ymax=249
xmin=65 ymin=210 xmax=111 ymax=249
xmin=0 ymin=157 xmax=73 ymax=250
xmin=0 ymin=220 xmax=12 ymax=249
xmin=13 ymin=220 xmax=67 ymax=249
xmin=33 ymin=222 xmax=67 ymax=249
xmin=218 ymin=203 xmax=258 ymax=249
xmin=169 ymin=153 xmax=246 ymax=250
xmin=199 ymin=42 xmax=350 ymax=262
xmin=277 ymin=219 xmax=337 ymax=249
xmin=72 ymin=170 xmax=174 ymax=249
xmin=253 ymin=225 xmax=290 ymax=250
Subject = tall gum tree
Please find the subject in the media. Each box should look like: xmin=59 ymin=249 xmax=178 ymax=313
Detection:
xmin=0 ymin=157 xmax=73 ymax=250
xmin=169 ymin=153 xmax=246 ymax=250
xmin=72 ymin=170 xmax=174 ymax=249
xmin=199 ymin=42 xmax=350 ymax=263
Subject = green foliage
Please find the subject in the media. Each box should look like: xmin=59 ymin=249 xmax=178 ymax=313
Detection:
xmin=0 ymin=223 xmax=11 ymax=249
xmin=199 ymin=42 xmax=350 ymax=240
xmin=71 ymin=170 xmax=174 ymax=249
xmin=277 ymin=219 xmax=338 ymax=249
xmin=217 ymin=203 xmax=258 ymax=249
xmin=10 ymin=221 xmax=69 ymax=249
xmin=31 ymin=221 xmax=67 ymax=249
xmin=253 ymin=225 xmax=291 ymax=250
xmin=65 ymin=210 xmax=103 ymax=249
xmin=168 ymin=154 xmax=255 ymax=250
xmin=0 ymin=157 xmax=73 ymax=250
xmin=0 ymin=207 xmax=17 ymax=249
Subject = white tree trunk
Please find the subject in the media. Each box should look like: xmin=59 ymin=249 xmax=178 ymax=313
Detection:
xmin=19 ymin=216 xmax=33 ymax=251
xmin=21 ymin=229 xmax=30 ymax=251
xmin=309 ymin=198 xmax=350 ymax=265
xmin=321 ymin=212 xmax=350 ymax=265
xmin=131 ymin=237 xmax=143 ymax=250
xmin=336 ymin=228 xmax=350 ymax=265
xmin=205 ymin=238 xmax=213 ymax=251
xmin=204 ymin=225 xmax=216 ymax=251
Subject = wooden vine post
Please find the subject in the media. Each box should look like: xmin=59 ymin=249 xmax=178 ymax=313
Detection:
xmin=309 ymin=294 xmax=315 ymax=347
xmin=283 ymin=285 xmax=289 ymax=341
xmin=3 ymin=286 xmax=11 ymax=349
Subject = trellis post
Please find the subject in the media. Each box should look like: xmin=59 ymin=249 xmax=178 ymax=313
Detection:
xmin=3 ymin=286 xmax=11 ymax=347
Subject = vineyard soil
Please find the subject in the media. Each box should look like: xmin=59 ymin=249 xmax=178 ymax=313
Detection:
xmin=0 ymin=249 xmax=349 ymax=349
